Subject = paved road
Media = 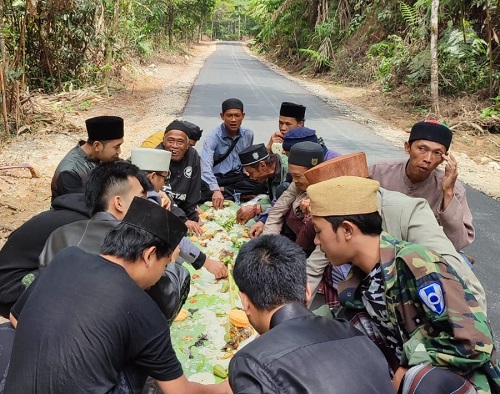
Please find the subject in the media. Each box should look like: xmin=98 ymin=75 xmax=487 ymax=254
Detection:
xmin=183 ymin=41 xmax=500 ymax=343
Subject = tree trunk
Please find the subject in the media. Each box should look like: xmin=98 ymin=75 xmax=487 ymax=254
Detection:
xmin=168 ymin=3 xmax=174 ymax=47
xmin=0 ymin=0 xmax=9 ymax=135
xmin=486 ymin=1 xmax=493 ymax=98
xmin=430 ymin=0 xmax=439 ymax=115
xmin=104 ymin=0 xmax=120 ymax=88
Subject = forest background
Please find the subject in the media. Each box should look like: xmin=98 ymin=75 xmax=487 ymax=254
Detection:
xmin=0 ymin=0 xmax=498 ymax=181
xmin=0 ymin=0 xmax=498 ymax=138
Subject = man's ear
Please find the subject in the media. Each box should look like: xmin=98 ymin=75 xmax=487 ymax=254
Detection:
xmin=404 ymin=141 xmax=411 ymax=154
xmin=142 ymin=246 xmax=157 ymax=267
xmin=298 ymin=120 xmax=305 ymax=127
xmin=241 ymin=112 xmax=246 ymax=120
xmin=239 ymin=291 xmax=252 ymax=316
xmin=112 ymin=194 xmax=126 ymax=214
xmin=220 ymin=112 xmax=224 ymax=120
xmin=305 ymin=282 xmax=312 ymax=305
xmin=93 ymin=141 xmax=103 ymax=152
xmin=341 ymin=221 xmax=355 ymax=240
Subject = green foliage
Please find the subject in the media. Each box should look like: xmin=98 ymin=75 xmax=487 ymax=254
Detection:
xmin=367 ymin=35 xmax=413 ymax=91
xmin=437 ymin=22 xmax=489 ymax=94
xmin=481 ymin=96 xmax=500 ymax=119
xmin=298 ymin=48 xmax=332 ymax=72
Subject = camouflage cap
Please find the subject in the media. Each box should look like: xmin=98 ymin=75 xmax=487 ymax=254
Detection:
xmin=307 ymin=176 xmax=379 ymax=216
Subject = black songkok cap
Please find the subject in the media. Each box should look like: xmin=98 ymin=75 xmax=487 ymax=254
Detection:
xmin=288 ymin=141 xmax=324 ymax=168
xmin=222 ymin=98 xmax=244 ymax=113
xmin=85 ymin=116 xmax=124 ymax=141
xmin=122 ymin=197 xmax=187 ymax=248
xmin=238 ymin=143 xmax=269 ymax=166
xmin=181 ymin=120 xmax=203 ymax=141
xmin=165 ymin=120 xmax=192 ymax=137
xmin=409 ymin=120 xmax=453 ymax=151
xmin=280 ymin=102 xmax=306 ymax=121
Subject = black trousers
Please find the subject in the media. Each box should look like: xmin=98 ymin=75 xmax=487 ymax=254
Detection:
xmin=200 ymin=173 xmax=267 ymax=203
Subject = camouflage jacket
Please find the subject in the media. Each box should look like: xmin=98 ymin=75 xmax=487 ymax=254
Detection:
xmin=338 ymin=232 xmax=500 ymax=393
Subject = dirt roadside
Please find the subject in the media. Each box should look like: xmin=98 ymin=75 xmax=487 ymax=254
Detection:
xmin=0 ymin=43 xmax=217 ymax=244
xmin=1 ymin=41 xmax=499 ymax=246
xmin=251 ymin=49 xmax=500 ymax=201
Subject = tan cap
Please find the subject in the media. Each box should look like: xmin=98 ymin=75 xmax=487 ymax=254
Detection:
xmin=131 ymin=148 xmax=171 ymax=172
xmin=307 ymin=176 xmax=379 ymax=216
xmin=304 ymin=152 xmax=368 ymax=185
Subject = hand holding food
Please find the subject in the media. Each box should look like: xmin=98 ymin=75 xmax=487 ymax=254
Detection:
xmin=248 ymin=221 xmax=264 ymax=238
xmin=203 ymin=258 xmax=228 ymax=279
xmin=236 ymin=204 xmax=261 ymax=224
xmin=299 ymin=198 xmax=311 ymax=215
xmin=212 ymin=190 xmax=225 ymax=210
xmin=185 ymin=220 xmax=204 ymax=237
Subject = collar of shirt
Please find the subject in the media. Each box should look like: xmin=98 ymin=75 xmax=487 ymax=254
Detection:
xmin=269 ymin=302 xmax=312 ymax=329
xmin=90 ymin=211 xmax=118 ymax=222
xmin=402 ymin=159 xmax=434 ymax=190
xmin=220 ymin=123 xmax=241 ymax=140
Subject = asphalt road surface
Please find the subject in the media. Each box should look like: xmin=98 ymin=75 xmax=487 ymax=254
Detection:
xmin=183 ymin=41 xmax=500 ymax=345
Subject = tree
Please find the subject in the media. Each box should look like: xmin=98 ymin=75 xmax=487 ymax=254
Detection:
xmin=430 ymin=0 xmax=439 ymax=115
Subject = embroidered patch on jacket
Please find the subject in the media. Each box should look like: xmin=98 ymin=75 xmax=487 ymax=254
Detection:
xmin=418 ymin=282 xmax=445 ymax=315
xmin=184 ymin=166 xmax=192 ymax=178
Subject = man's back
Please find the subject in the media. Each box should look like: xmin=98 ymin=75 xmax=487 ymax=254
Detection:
xmin=39 ymin=211 xmax=117 ymax=268
xmin=229 ymin=303 xmax=393 ymax=394
xmin=0 ymin=193 xmax=89 ymax=313
xmin=6 ymin=247 xmax=181 ymax=393
xmin=51 ymin=142 xmax=98 ymax=200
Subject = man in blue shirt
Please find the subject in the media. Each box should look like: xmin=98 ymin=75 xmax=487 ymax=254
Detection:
xmin=200 ymin=98 xmax=266 ymax=209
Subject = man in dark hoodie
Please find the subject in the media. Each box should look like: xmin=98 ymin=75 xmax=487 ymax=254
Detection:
xmin=0 ymin=193 xmax=90 ymax=317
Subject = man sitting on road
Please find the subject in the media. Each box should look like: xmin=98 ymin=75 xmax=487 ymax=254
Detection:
xmin=248 ymin=128 xmax=342 ymax=237
xmin=301 ymin=153 xmax=487 ymax=312
xmin=40 ymin=161 xmax=189 ymax=323
xmin=266 ymin=102 xmax=306 ymax=153
xmin=155 ymin=120 xmax=203 ymax=235
xmin=0 ymin=193 xmax=90 ymax=317
xmin=200 ymin=98 xmax=266 ymax=209
xmin=228 ymin=235 xmax=394 ymax=394
xmin=309 ymin=176 xmax=500 ymax=393
xmin=235 ymin=143 xmax=288 ymax=224
xmin=141 ymin=120 xmax=203 ymax=149
xmin=369 ymin=120 xmax=474 ymax=252
xmin=131 ymin=148 xmax=227 ymax=279
xmin=51 ymin=115 xmax=124 ymax=201
xmin=260 ymin=142 xmax=324 ymax=256
xmin=6 ymin=197 xmax=231 ymax=394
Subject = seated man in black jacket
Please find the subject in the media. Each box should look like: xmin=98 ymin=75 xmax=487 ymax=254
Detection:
xmin=0 ymin=194 xmax=90 ymax=318
xmin=228 ymin=235 xmax=394 ymax=394
xmin=51 ymin=116 xmax=124 ymax=201
xmin=156 ymin=120 xmax=203 ymax=236
xmin=6 ymin=198 xmax=230 ymax=394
